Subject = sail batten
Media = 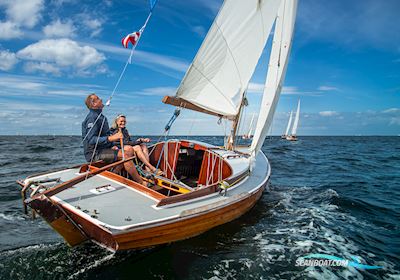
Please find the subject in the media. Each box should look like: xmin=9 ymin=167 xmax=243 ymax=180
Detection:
xmin=171 ymin=0 xmax=282 ymax=118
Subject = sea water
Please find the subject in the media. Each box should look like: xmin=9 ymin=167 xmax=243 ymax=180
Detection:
xmin=0 ymin=136 xmax=399 ymax=279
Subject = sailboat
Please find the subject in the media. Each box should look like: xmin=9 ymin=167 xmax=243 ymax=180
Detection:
xmin=17 ymin=0 xmax=298 ymax=251
xmin=286 ymin=99 xmax=300 ymax=141
xmin=242 ymin=113 xmax=256 ymax=140
xmin=281 ymin=110 xmax=293 ymax=139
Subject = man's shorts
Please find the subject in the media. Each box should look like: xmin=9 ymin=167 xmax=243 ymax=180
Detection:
xmin=94 ymin=149 xmax=118 ymax=163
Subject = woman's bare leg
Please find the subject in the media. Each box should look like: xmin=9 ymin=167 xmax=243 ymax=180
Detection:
xmin=132 ymin=145 xmax=157 ymax=172
xmin=118 ymin=147 xmax=146 ymax=186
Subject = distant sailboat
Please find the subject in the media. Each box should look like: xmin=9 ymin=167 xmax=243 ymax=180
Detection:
xmin=281 ymin=110 xmax=293 ymax=139
xmin=242 ymin=113 xmax=256 ymax=140
xmin=286 ymin=99 xmax=300 ymax=141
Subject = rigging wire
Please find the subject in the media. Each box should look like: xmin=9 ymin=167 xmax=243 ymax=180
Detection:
xmin=81 ymin=4 xmax=159 ymax=163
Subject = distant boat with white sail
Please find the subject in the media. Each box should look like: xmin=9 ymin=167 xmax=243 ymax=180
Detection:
xmin=281 ymin=110 xmax=293 ymax=139
xmin=286 ymin=99 xmax=300 ymax=141
xmin=242 ymin=113 xmax=256 ymax=140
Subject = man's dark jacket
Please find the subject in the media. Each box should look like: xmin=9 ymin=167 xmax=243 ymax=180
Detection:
xmin=82 ymin=109 xmax=112 ymax=162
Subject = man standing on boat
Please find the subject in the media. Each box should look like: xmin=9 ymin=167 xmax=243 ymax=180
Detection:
xmin=82 ymin=94 xmax=145 ymax=186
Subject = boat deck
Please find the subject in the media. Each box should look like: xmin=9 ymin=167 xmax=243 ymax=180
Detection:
xmin=24 ymin=151 xmax=269 ymax=234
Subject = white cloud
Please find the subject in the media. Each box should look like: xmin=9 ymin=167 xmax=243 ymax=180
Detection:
xmin=318 ymin=86 xmax=339 ymax=91
xmin=248 ymin=82 xmax=264 ymax=93
xmin=282 ymin=86 xmax=301 ymax=95
xmin=192 ymin=25 xmax=206 ymax=37
xmin=138 ymin=86 xmax=177 ymax=96
xmin=74 ymin=13 xmax=104 ymax=38
xmin=83 ymin=18 xmax=103 ymax=37
xmin=91 ymin=41 xmax=189 ymax=73
xmin=1 ymin=0 xmax=44 ymax=28
xmin=0 ymin=21 xmax=22 ymax=39
xmin=383 ymin=108 xmax=400 ymax=114
xmin=17 ymin=39 xmax=106 ymax=76
xmin=24 ymin=62 xmax=61 ymax=75
xmin=43 ymin=19 xmax=76 ymax=38
xmin=0 ymin=75 xmax=45 ymax=91
xmin=0 ymin=50 xmax=18 ymax=71
xmin=0 ymin=74 xmax=108 ymax=99
xmin=319 ymin=111 xmax=339 ymax=117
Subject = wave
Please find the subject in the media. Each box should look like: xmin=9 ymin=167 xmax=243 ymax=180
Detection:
xmin=28 ymin=145 xmax=55 ymax=153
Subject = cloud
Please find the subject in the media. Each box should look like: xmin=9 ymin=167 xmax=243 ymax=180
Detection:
xmin=23 ymin=62 xmax=62 ymax=75
xmin=248 ymin=83 xmax=322 ymax=96
xmin=382 ymin=108 xmax=400 ymax=114
xmin=191 ymin=25 xmax=206 ymax=37
xmin=83 ymin=18 xmax=103 ymax=37
xmin=319 ymin=111 xmax=339 ymax=117
xmin=0 ymin=0 xmax=44 ymax=28
xmin=318 ymin=86 xmax=339 ymax=91
xmin=0 ymin=74 xmax=108 ymax=98
xmin=282 ymin=86 xmax=301 ymax=95
xmin=43 ymin=19 xmax=76 ymax=38
xmin=17 ymin=39 xmax=106 ymax=76
xmin=137 ymin=86 xmax=177 ymax=96
xmin=0 ymin=21 xmax=22 ymax=39
xmin=91 ymin=41 xmax=189 ymax=73
xmin=0 ymin=50 xmax=18 ymax=71
xmin=248 ymin=83 xmax=300 ymax=94
xmin=248 ymin=82 xmax=264 ymax=93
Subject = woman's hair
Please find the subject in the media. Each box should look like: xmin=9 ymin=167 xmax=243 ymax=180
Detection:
xmin=111 ymin=114 xmax=126 ymax=129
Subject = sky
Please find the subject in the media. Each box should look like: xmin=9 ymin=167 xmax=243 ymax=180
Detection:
xmin=0 ymin=0 xmax=399 ymax=136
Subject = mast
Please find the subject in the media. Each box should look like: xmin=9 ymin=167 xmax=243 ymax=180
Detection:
xmin=227 ymin=95 xmax=247 ymax=150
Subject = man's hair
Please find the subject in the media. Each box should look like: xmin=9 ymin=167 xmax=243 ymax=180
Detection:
xmin=85 ymin=94 xmax=96 ymax=109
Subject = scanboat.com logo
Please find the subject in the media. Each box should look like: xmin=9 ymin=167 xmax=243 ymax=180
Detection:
xmin=296 ymin=254 xmax=383 ymax=270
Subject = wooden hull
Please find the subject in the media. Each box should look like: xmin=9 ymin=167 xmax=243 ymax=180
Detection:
xmin=114 ymin=182 xmax=267 ymax=250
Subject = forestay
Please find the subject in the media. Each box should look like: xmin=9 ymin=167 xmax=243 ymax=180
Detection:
xmin=174 ymin=0 xmax=281 ymax=118
xmin=251 ymin=0 xmax=298 ymax=154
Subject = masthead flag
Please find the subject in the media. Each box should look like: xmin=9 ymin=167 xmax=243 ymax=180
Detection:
xmin=121 ymin=31 xmax=141 ymax=48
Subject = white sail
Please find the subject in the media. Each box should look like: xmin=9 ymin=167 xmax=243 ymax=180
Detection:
xmin=247 ymin=113 xmax=256 ymax=138
xmin=175 ymin=0 xmax=281 ymax=118
xmin=284 ymin=111 xmax=293 ymax=136
xmin=291 ymin=99 xmax=300 ymax=136
xmin=251 ymin=0 xmax=298 ymax=154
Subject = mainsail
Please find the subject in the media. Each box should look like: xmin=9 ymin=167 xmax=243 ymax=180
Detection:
xmin=251 ymin=0 xmax=298 ymax=154
xmin=164 ymin=0 xmax=281 ymax=119
xmin=291 ymin=99 xmax=300 ymax=136
xmin=284 ymin=110 xmax=293 ymax=136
